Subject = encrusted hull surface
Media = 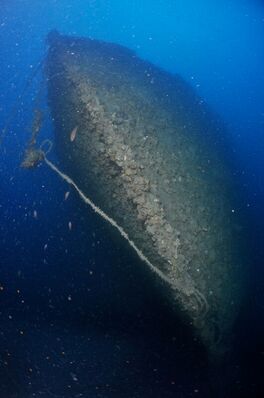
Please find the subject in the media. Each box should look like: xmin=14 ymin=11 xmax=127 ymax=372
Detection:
xmin=46 ymin=31 xmax=245 ymax=355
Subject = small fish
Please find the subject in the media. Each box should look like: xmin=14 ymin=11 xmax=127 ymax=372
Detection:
xmin=33 ymin=210 xmax=38 ymax=219
xmin=64 ymin=191 xmax=70 ymax=201
xmin=70 ymin=126 xmax=78 ymax=142
xmin=70 ymin=372 xmax=78 ymax=382
xmin=68 ymin=221 xmax=72 ymax=231
xmin=44 ymin=244 xmax=48 ymax=251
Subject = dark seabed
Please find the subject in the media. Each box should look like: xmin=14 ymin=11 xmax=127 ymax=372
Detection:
xmin=0 ymin=1 xmax=264 ymax=397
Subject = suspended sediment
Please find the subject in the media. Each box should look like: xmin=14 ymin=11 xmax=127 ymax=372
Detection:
xmin=45 ymin=30 xmax=246 ymax=355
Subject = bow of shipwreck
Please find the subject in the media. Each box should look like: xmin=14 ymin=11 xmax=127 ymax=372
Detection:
xmin=45 ymin=30 xmax=247 ymax=356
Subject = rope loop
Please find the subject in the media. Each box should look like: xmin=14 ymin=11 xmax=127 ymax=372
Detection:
xmin=40 ymin=139 xmax=53 ymax=155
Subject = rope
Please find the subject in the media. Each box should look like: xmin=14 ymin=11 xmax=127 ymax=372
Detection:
xmin=43 ymin=155 xmax=209 ymax=318
xmin=40 ymin=139 xmax=53 ymax=155
xmin=44 ymin=155 xmax=176 ymax=288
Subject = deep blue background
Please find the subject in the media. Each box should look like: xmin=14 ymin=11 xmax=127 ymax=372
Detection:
xmin=0 ymin=1 xmax=263 ymax=397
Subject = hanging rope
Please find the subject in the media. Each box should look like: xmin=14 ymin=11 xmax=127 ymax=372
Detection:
xmin=0 ymin=53 xmax=46 ymax=147
xmin=43 ymin=154 xmax=209 ymax=318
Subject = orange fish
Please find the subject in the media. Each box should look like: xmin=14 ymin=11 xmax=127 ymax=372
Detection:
xmin=70 ymin=126 xmax=78 ymax=142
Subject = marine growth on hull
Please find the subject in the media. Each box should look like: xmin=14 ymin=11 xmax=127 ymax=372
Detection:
xmin=45 ymin=30 xmax=246 ymax=356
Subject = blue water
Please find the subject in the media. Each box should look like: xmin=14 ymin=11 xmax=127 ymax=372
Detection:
xmin=0 ymin=1 xmax=263 ymax=397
